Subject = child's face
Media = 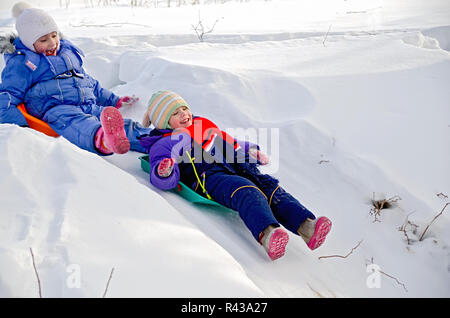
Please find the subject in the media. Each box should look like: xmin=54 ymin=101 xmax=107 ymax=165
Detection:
xmin=168 ymin=106 xmax=192 ymax=129
xmin=33 ymin=31 xmax=59 ymax=56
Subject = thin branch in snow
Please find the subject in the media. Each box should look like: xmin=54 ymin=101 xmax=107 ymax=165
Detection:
xmin=323 ymin=24 xmax=332 ymax=46
xmin=419 ymin=202 xmax=449 ymax=241
xmin=191 ymin=11 xmax=223 ymax=42
xmin=398 ymin=213 xmax=418 ymax=245
xmin=436 ymin=192 xmax=448 ymax=199
xmin=379 ymin=269 xmax=408 ymax=293
xmin=29 ymin=248 xmax=42 ymax=298
xmin=102 ymin=267 xmax=115 ymax=298
xmin=346 ymin=10 xmax=367 ymax=14
xmin=69 ymin=22 xmax=152 ymax=28
xmin=318 ymin=240 xmax=363 ymax=260
xmin=367 ymin=258 xmax=408 ymax=292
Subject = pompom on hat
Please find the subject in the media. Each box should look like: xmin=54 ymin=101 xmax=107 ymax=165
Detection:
xmin=15 ymin=7 xmax=59 ymax=52
xmin=11 ymin=2 xmax=32 ymax=19
xmin=142 ymin=90 xmax=190 ymax=129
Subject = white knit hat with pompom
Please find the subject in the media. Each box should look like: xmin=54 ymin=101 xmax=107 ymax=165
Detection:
xmin=14 ymin=6 xmax=59 ymax=52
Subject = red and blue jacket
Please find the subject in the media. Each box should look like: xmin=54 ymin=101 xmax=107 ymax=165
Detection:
xmin=138 ymin=116 xmax=277 ymax=193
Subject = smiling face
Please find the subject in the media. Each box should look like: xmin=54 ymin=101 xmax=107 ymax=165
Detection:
xmin=168 ymin=106 xmax=193 ymax=129
xmin=33 ymin=31 xmax=60 ymax=56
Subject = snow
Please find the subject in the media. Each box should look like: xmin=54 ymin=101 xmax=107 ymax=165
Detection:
xmin=0 ymin=0 xmax=449 ymax=298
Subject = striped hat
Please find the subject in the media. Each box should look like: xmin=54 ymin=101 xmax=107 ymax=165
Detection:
xmin=142 ymin=91 xmax=190 ymax=129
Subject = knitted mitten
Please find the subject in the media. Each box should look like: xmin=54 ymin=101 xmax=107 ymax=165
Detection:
xmin=116 ymin=95 xmax=139 ymax=109
xmin=157 ymin=158 xmax=175 ymax=177
xmin=248 ymin=148 xmax=270 ymax=165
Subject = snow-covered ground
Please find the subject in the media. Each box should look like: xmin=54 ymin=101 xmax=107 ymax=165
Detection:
xmin=0 ymin=0 xmax=449 ymax=297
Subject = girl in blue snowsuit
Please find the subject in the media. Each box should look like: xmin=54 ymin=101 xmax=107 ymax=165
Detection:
xmin=139 ymin=90 xmax=332 ymax=261
xmin=0 ymin=8 xmax=149 ymax=155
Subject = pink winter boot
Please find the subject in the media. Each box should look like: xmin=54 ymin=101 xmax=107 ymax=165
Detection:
xmin=259 ymin=226 xmax=289 ymax=261
xmin=95 ymin=127 xmax=113 ymax=154
xmin=99 ymin=106 xmax=130 ymax=154
xmin=298 ymin=216 xmax=332 ymax=250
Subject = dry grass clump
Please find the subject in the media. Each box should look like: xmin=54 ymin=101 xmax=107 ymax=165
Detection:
xmin=369 ymin=194 xmax=402 ymax=222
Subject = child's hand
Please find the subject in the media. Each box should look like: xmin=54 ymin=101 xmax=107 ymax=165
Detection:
xmin=249 ymin=148 xmax=270 ymax=165
xmin=157 ymin=158 xmax=176 ymax=177
xmin=116 ymin=95 xmax=139 ymax=109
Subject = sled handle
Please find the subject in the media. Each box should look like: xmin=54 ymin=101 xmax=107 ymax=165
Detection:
xmin=17 ymin=103 xmax=59 ymax=137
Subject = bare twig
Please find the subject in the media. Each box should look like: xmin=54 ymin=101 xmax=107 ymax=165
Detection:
xmin=436 ymin=192 xmax=448 ymax=199
xmin=318 ymin=240 xmax=363 ymax=260
xmin=191 ymin=11 xmax=222 ymax=42
xmin=399 ymin=221 xmax=411 ymax=245
xmin=367 ymin=258 xmax=408 ymax=292
xmin=322 ymin=24 xmax=332 ymax=46
xmin=398 ymin=213 xmax=418 ymax=245
xmin=419 ymin=202 xmax=449 ymax=241
xmin=102 ymin=267 xmax=115 ymax=298
xmin=29 ymin=248 xmax=42 ymax=298
xmin=346 ymin=10 xmax=367 ymax=14
xmin=69 ymin=22 xmax=152 ymax=28
xmin=379 ymin=269 xmax=408 ymax=292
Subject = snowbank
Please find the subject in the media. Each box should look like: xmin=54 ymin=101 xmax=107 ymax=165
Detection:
xmin=0 ymin=125 xmax=263 ymax=297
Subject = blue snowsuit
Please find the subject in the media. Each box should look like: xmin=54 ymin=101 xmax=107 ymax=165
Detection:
xmin=0 ymin=36 xmax=149 ymax=154
xmin=139 ymin=117 xmax=315 ymax=241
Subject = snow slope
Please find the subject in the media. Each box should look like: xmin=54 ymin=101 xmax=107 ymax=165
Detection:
xmin=0 ymin=0 xmax=449 ymax=297
xmin=0 ymin=126 xmax=263 ymax=297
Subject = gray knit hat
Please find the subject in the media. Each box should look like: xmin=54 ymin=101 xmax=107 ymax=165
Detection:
xmin=15 ymin=8 xmax=59 ymax=52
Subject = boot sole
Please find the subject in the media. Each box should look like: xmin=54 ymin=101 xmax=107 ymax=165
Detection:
xmin=307 ymin=217 xmax=332 ymax=250
xmin=268 ymin=228 xmax=289 ymax=260
xmin=100 ymin=107 xmax=130 ymax=154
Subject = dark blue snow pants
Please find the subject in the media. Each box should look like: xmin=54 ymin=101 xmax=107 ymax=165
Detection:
xmin=205 ymin=166 xmax=315 ymax=241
